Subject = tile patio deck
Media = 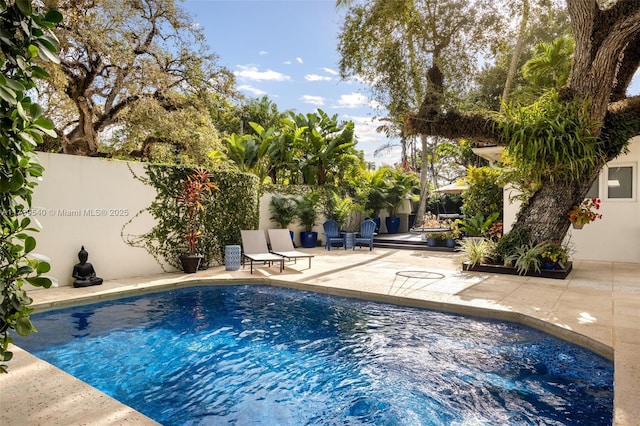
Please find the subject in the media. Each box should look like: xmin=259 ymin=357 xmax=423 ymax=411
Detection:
xmin=1 ymin=246 xmax=638 ymax=425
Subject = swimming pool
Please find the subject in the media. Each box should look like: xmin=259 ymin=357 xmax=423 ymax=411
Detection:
xmin=15 ymin=285 xmax=613 ymax=425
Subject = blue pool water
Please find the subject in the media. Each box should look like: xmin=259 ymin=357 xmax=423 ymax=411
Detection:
xmin=15 ymin=285 xmax=612 ymax=425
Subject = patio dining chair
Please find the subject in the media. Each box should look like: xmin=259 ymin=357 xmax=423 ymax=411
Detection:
xmin=354 ymin=219 xmax=376 ymax=251
xmin=322 ymin=219 xmax=345 ymax=251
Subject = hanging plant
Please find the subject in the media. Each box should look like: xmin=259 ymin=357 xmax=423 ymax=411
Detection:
xmin=567 ymin=197 xmax=602 ymax=228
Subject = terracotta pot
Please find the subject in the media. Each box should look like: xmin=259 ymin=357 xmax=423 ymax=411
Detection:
xmin=572 ymin=222 xmax=584 ymax=230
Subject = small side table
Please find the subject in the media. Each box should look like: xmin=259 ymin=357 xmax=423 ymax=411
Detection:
xmin=225 ymin=245 xmax=241 ymax=271
xmin=344 ymin=232 xmax=355 ymax=250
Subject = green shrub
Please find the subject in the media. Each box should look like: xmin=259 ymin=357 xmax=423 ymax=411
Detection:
xmin=495 ymin=228 xmax=531 ymax=263
xmin=461 ymin=166 xmax=503 ymax=219
xmin=122 ymin=165 xmax=259 ymax=270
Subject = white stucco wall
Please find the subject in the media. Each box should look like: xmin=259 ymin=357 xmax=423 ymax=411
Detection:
xmin=30 ymin=153 xmax=168 ymax=287
xmin=504 ymin=137 xmax=640 ymax=263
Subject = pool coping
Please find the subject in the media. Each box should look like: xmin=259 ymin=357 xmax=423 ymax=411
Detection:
xmin=1 ymin=248 xmax=638 ymax=425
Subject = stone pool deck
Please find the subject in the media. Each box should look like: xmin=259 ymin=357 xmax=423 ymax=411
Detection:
xmin=1 ymin=247 xmax=638 ymax=425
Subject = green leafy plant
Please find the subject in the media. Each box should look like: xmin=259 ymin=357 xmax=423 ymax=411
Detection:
xmin=424 ymin=232 xmax=446 ymax=240
xmin=363 ymin=167 xmax=391 ymax=218
xmin=506 ymin=243 xmax=545 ymax=275
xmin=269 ymin=194 xmax=297 ymax=229
xmin=457 ymin=212 xmax=500 ymax=238
xmin=295 ymin=191 xmax=320 ymax=232
xmin=178 ymin=169 xmax=218 ymax=254
xmin=495 ymin=228 xmax=531 ymax=263
xmin=539 ymin=241 xmax=568 ymax=266
xmin=0 ymin=2 xmax=62 ymax=373
xmin=461 ymin=166 xmax=503 ymax=219
xmin=459 ymin=238 xmax=496 ymax=267
xmin=500 ymin=90 xmax=604 ymax=186
xmin=122 ymin=165 xmax=259 ymax=270
xmin=384 ymin=168 xmax=420 ymax=217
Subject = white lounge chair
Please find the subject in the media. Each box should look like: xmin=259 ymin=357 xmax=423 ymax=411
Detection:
xmin=267 ymin=229 xmax=314 ymax=270
xmin=240 ymin=230 xmax=284 ymax=274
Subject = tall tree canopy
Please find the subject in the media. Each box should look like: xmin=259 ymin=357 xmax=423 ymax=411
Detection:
xmin=337 ymin=0 xmax=504 ymax=223
xmin=41 ymin=0 xmax=235 ymax=158
xmin=407 ymin=0 xmax=640 ymax=244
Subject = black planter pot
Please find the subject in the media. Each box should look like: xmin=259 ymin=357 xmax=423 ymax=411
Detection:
xmin=385 ymin=216 xmax=401 ymax=234
xmin=179 ymin=254 xmax=202 ymax=273
xmin=300 ymin=231 xmax=318 ymax=248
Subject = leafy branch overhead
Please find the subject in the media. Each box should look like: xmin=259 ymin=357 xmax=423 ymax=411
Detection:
xmin=0 ymin=0 xmax=62 ymax=373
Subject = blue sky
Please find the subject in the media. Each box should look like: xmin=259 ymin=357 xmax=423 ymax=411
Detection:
xmin=183 ymin=0 xmax=640 ymax=168
xmin=183 ymin=0 xmax=400 ymax=167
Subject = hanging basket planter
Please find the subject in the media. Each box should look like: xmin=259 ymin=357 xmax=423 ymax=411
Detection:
xmin=572 ymin=222 xmax=584 ymax=230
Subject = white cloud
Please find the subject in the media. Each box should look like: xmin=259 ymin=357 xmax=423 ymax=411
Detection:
xmin=237 ymin=85 xmax=267 ymax=96
xmin=234 ymin=65 xmax=291 ymax=82
xmin=334 ymin=92 xmax=381 ymax=109
xmin=346 ymin=115 xmax=401 ymax=166
xmin=305 ymin=74 xmax=332 ymax=82
xmin=296 ymin=57 xmax=303 ymax=64
xmin=300 ymin=95 xmax=325 ymax=106
xmin=322 ymin=67 xmax=339 ymax=76
xmin=283 ymin=60 xmax=292 ymax=65
xmin=259 ymin=50 xmax=268 ymax=56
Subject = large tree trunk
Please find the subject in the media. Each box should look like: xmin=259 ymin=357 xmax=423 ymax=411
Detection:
xmin=511 ymin=169 xmax=600 ymax=244
xmin=410 ymin=0 xmax=640 ymax=246
xmin=61 ymin=96 xmax=100 ymax=156
xmin=415 ymin=134 xmax=429 ymax=225
xmin=501 ymin=0 xmax=529 ymax=111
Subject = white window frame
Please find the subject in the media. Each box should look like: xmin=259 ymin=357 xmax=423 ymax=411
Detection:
xmin=603 ymin=162 xmax=637 ymax=202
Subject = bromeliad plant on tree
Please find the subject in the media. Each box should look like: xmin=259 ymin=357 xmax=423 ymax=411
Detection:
xmin=177 ymin=169 xmax=218 ymax=272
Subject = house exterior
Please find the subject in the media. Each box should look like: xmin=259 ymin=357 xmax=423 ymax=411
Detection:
xmin=476 ymin=136 xmax=640 ymax=264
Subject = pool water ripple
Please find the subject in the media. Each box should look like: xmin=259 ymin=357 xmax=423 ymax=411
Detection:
xmin=14 ymin=285 xmax=612 ymax=425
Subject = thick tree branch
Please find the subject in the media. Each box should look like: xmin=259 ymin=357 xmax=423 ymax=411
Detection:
xmin=407 ymin=109 xmax=503 ymax=145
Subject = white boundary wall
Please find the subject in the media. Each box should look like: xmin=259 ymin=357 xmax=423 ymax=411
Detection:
xmin=504 ymin=137 xmax=640 ymax=263
xmin=31 ymin=153 xmax=168 ymax=287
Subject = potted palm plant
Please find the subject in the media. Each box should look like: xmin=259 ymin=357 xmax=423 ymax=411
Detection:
xmin=177 ymin=169 xmax=218 ymax=273
xmin=295 ymin=191 xmax=320 ymax=248
xmin=269 ymin=194 xmax=297 ymax=239
xmin=364 ymin=168 xmax=391 ymax=233
xmin=384 ymin=169 xmax=419 ymax=234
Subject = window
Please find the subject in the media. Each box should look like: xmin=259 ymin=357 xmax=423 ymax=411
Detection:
xmin=585 ymin=177 xmax=599 ymax=199
xmin=606 ymin=164 xmax=636 ymax=200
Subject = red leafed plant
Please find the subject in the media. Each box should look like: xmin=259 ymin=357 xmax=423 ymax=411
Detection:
xmin=177 ymin=169 xmax=218 ymax=254
xmin=567 ymin=198 xmax=602 ymax=226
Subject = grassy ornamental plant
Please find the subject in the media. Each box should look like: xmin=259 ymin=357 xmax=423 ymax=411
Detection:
xmin=567 ymin=197 xmax=602 ymax=226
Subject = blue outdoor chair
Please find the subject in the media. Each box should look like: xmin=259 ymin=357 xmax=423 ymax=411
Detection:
xmin=354 ymin=219 xmax=376 ymax=251
xmin=323 ymin=219 xmax=345 ymax=250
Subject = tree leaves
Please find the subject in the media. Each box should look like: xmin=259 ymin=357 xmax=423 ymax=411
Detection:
xmin=0 ymin=1 xmax=59 ymax=373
